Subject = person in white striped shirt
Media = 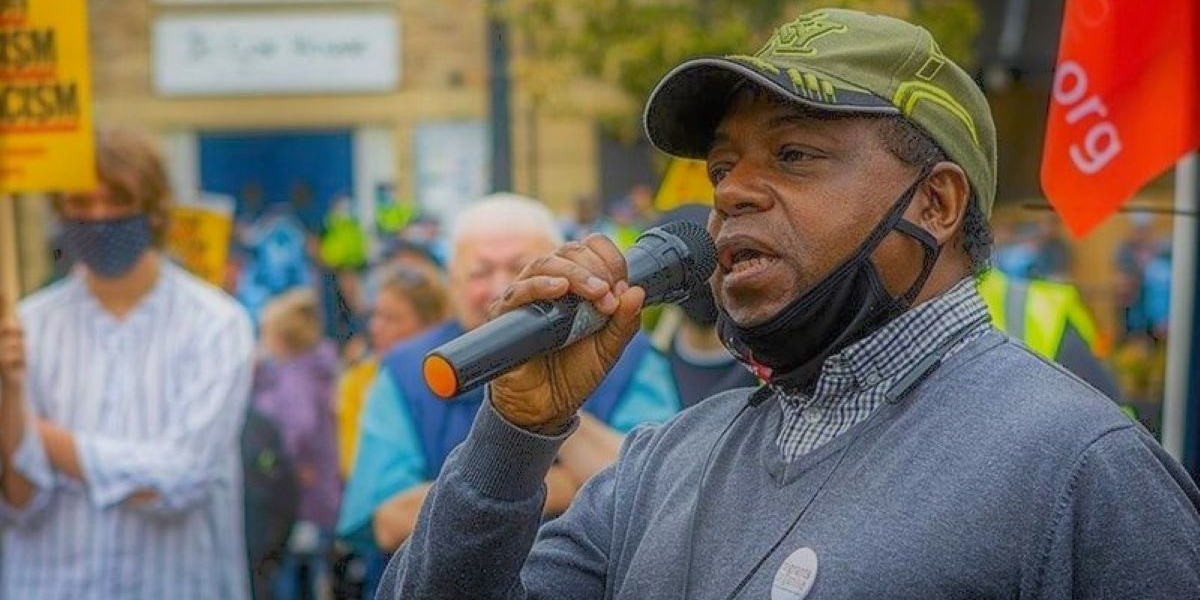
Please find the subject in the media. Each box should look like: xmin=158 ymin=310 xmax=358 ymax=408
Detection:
xmin=0 ymin=129 xmax=255 ymax=599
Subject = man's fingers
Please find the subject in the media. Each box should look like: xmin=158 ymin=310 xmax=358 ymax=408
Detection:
xmin=594 ymin=285 xmax=645 ymax=363
xmin=519 ymin=254 xmax=618 ymax=314
xmin=580 ymin=234 xmax=628 ymax=284
xmin=613 ymin=285 xmax=645 ymax=329
xmin=488 ymin=276 xmax=569 ymax=319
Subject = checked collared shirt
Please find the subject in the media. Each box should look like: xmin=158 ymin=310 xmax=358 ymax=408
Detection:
xmin=775 ymin=277 xmax=991 ymax=461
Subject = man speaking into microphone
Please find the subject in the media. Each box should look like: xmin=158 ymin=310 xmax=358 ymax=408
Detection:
xmin=378 ymin=9 xmax=1200 ymax=599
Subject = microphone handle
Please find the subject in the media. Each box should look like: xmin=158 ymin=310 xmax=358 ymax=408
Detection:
xmin=427 ymin=295 xmax=604 ymax=396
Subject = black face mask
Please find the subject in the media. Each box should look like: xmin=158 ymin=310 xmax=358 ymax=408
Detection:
xmin=716 ymin=169 xmax=940 ymax=391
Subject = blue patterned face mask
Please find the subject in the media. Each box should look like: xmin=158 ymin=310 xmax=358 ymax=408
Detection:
xmin=60 ymin=214 xmax=153 ymax=278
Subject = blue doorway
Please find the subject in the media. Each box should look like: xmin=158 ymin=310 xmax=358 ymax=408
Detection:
xmin=199 ymin=129 xmax=354 ymax=233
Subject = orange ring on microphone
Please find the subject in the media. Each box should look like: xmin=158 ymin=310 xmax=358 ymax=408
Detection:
xmin=423 ymin=354 xmax=459 ymax=399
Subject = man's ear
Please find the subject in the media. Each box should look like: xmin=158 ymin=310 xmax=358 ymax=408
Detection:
xmin=910 ymin=161 xmax=970 ymax=246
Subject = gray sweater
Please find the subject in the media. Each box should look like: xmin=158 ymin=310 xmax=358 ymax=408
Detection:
xmin=377 ymin=330 xmax=1200 ymax=599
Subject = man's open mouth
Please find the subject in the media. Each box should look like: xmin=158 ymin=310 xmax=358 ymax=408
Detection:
xmin=728 ymin=249 xmax=776 ymax=274
xmin=717 ymin=235 xmax=780 ymax=275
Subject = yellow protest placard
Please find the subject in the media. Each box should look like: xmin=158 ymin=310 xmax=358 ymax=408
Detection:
xmin=0 ymin=0 xmax=97 ymax=193
xmin=654 ymin=158 xmax=714 ymax=212
xmin=166 ymin=193 xmax=235 ymax=287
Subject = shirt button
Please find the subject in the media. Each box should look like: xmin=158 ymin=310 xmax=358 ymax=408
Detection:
xmin=802 ymin=407 xmax=823 ymax=424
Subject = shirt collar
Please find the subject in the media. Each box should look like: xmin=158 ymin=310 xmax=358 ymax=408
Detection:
xmin=778 ymin=277 xmax=990 ymax=400
xmin=78 ymin=258 xmax=175 ymax=335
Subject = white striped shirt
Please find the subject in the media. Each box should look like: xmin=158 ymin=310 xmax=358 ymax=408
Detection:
xmin=0 ymin=261 xmax=253 ymax=600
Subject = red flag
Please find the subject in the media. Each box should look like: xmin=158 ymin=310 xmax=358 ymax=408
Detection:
xmin=1042 ymin=0 xmax=1200 ymax=237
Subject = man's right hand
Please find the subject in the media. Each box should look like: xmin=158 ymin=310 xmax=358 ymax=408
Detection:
xmin=488 ymin=234 xmax=645 ymax=434
xmin=0 ymin=297 xmax=24 ymax=395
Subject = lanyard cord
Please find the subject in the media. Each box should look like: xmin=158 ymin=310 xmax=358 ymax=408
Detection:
xmin=679 ymin=396 xmax=758 ymax=600
xmin=720 ymin=416 xmax=867 ymax=600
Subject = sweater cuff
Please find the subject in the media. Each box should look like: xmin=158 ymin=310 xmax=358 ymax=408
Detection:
xmin=456 ymin=397 xmax=578 ymax=501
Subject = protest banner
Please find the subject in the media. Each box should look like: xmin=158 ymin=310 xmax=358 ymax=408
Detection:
xmin=1041 ymin=0 xmax=1199 ymax=237
xmin=654 ymin=158 xmax=714 ymax=212
xmin=1 ymin=0 xmax=97 ymax=193
xmin=165 ymin=192 xmax=235 ymax=286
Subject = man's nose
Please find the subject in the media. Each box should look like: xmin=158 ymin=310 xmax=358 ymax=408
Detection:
xmin=713 ymin=161 xmax=775 ymax=218
xmin=71 ymin=200 xmax=128 ymax=221
xmin=85 ymin=205 xmax=125 ymax=220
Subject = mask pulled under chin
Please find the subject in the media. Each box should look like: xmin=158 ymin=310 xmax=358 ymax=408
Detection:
xmin=60 ymin=214 xmax=153 ymax=278
xmin=717 ymin=169 xmax=941 ymax=392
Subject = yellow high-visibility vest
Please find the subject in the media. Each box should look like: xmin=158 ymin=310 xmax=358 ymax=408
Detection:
xmin=978 ymin=271 xmax=1135 ymax=420
xmin=319 ymin=213 xmax=368 ymax=269
xmin=977 ymin=270 xmax=1099 ymax=360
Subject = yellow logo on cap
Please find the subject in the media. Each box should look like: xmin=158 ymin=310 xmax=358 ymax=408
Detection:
xmin=787 ymin=68 xmax=837 ymax=104
xmin=760 ymin=12 xmax=848 ymax=57
xmin=893 ymin=40 xmax=979 ymax=146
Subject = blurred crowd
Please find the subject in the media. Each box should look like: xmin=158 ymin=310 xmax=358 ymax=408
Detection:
xmin=991 ymin=212 xmax=1173 ymax=425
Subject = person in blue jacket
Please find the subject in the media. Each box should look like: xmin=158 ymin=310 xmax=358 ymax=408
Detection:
xmin=336 ymin=194 xmax=679 ymax=589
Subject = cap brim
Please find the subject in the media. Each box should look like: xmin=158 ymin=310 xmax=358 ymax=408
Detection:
xmin=644 ymin=57 xmax=898 ymax=159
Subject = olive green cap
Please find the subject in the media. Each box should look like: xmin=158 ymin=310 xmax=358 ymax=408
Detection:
xmin=643 ymin=8 xmax=997 ymax=216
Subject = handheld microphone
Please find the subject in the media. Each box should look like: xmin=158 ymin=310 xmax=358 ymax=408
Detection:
xmin=422 ymin=221 xmax=717 ymax=399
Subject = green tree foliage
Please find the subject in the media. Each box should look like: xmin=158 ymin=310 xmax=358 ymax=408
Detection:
xmin=502 ymin=0 xmax=980 ymax=133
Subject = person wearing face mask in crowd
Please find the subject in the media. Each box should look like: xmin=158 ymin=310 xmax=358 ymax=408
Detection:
xmin=374 ymin=9 xmax=1200 ymax=599
xmin=0 ymin=129 xmax=254 ymax=599
xmin=336 ymin=194 xmax=679 ymax=598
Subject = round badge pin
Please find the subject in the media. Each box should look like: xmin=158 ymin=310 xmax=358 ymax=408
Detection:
xmin=771 ymin=547 xmax=818 ymax=600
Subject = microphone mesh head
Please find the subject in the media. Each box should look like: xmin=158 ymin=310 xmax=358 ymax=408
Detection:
xmin=660 ymin=220 xmax=716 ymax=281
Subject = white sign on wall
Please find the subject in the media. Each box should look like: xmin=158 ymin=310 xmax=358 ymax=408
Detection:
xmin=153 ymin=12 xmax=399 ymax=96
xmin=156 ymin=1 xmax=392 ymax=4
xmin=414 ymin=121 xmax=490 ymax=223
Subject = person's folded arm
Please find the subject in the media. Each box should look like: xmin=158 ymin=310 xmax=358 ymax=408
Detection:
xmin=64 ymin=315 xmax=254 ymax=514
xmin=0 ymin=313 xmax=54 ymax=523
xmin=559 ymin=352 xmax=678 ymax=486
xmin=0 ymin=403 xmax=56 ymax=526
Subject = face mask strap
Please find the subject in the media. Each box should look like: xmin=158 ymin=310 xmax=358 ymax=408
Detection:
xmin=769 ymin=166 xmax=931 ymax=323
xmin=854 ymin=172 xmax=926 ymax=262
xmin=892 ymin=219 xmax=941 ymax=306
xmin=874 ymin=163 xmax=940 ymax=308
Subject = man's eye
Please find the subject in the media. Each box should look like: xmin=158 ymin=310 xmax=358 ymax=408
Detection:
xmin=778 ymin=147 xmax=815 ymax=163
xmin=708 ymin=164 xmax=731 ymax=184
